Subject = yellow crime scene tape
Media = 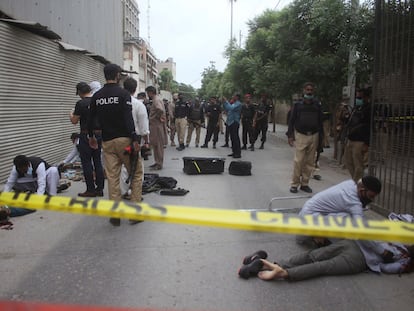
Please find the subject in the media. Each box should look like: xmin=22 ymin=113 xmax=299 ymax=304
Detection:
xmin=1 ymin=191 xmax=414 ymax=243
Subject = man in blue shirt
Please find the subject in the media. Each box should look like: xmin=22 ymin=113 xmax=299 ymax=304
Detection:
xmin=223 ymin=94 xmax=242 ymax=158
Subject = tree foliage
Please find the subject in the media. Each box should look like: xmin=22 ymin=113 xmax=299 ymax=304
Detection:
xmin=158 ymin=69 xmax=179 ymax=93
xmin=198 ymin=0 xmax=375 ymax=110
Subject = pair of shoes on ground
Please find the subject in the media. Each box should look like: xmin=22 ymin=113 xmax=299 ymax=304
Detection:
xmin=289 ymin=185 xmax=312 ymax=193
xmin=313 ymin=174 xmax=322 ymax=181
xmin=149 ymin=164 xmax=162 ymax=170
xmin=109 ymin=218 xmax=143 ymax=226
xmin=78 ymin=190 xmax=104 ymax=197
xmin=238 ymin=250 xmax=268 ymax=279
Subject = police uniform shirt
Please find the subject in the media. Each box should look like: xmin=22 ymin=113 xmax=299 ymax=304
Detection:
xmin=206 ymin=103 xmax=221 ymax=123
xmin=175 ymin=100 xmax=189 ymax=118
xmin=73 ymin=97 xmax=91 ymax=131
xmin=88 ymin=83 xmax=135 ymax=142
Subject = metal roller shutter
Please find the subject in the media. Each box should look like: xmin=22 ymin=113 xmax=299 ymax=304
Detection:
xmin=0 ymin=21 xmax=105 ymax=182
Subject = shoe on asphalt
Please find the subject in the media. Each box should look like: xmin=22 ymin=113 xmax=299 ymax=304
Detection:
xmin=171 ymin=142 xmax=176 ymax=147
xmin=200 ymin=144 xmax=208 ymax=148
xmin=129 ymin=219 xmax=144 ymax=225
xmin=289 ymin=187 xmax=298 ymax=193
xmin=176 ymin=146 xmax=184 ymax=151
xmin=122 ymin=193 xmax=131 ymax=200
xmin=249 ymin=145 xmax=255 ymax=151
xmin=149 ymin=163 xmax=158 ymax=168
xmin=233 ymin=154 xmax=241 ymax=158
xmin=196 ymin=144 xmax=199 ymax=147
xmin=150 ymin=164 xmax=162 ymax=171
xmin=221 ymin=144 xmax=229 ymax=147
xmin=259 ymin=144 xmax=264 ymax=149
xmin=243 ymin=250 xmax=268 ymax=265
xmin=57 ymin=183 xmax=70 ymax=193
xmin=109 ymin=218 xmax=121 ymax=226
xmin=185 ymin=144 xmax=189 ymax=147
xmin=95 ymin=191 xmax=104 ymax=197
xmin=300 ymin=185 xmax=313 ymax=193
xmin=238 ymin=258 xmax=264 ymax=280
xmin=241 ymin=145 xmax=247 ymax=150
xmin=78 ymin=191 xmax=96 ymax=197
xmin=228 ymin=153 xmax=234 ymax=157
xmin=213 ymin=144 xmax=216 ymax=149
xmin=313 ymin=175 xmax=322 ymax=181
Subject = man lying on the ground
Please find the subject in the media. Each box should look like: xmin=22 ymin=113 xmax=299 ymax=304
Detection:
xmin=238 ymin=240 xmax=414 ymax=281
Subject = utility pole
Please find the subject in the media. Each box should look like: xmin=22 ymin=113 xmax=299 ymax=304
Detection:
xmin=229 ymin=0 xmax=237 ymax=58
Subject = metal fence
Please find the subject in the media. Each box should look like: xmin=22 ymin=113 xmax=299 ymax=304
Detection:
xmin=370 ymin=0 xmax=414 ymax=215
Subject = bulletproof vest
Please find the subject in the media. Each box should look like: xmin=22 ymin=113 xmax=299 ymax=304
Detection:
xmin=295 ymin=100 xmax=321 ymax=133
xmin=189 ymin=104 xmax=201 ymax=120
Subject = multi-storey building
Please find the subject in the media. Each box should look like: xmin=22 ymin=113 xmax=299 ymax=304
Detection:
xmin=157 ymin=57 xmax=177 ymax=81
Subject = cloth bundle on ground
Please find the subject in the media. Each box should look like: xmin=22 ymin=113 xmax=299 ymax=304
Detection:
xmin=142 ymin=173 xmax=189 ymax=196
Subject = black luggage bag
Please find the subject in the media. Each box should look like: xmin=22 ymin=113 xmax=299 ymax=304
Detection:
xmin=183 ymin=157 xmax=225 ymax=175
xmin=229 ymin=160 xmax=252 ymax=176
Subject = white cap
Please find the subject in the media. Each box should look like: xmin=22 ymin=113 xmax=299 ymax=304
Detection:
xmin=89 ymin=81 xmax=102 ymax=95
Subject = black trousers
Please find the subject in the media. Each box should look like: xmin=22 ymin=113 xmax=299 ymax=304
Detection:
xmin=254 ymin=120 xmax=268 ymax=143
xmin=204 ymin=120 xmax=219 ymax=144
xmin=242 ymin=118 xmax=254 ymax=145
xmin=229 ymin=122 xmax=241 ymax=156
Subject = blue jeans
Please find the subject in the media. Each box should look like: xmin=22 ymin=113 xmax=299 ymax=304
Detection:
xmin=78 ymin=134 xmax=104 ymax=193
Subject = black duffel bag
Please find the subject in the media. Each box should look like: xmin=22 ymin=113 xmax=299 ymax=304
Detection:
xmin=229 ymin=161 xmax=252 ymax=176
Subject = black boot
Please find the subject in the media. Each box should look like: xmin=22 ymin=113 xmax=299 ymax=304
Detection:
xmin=241 ymin=145 xmax=247 ymax=150
xmin=259 ymin=142 xmax=264 ymax=149
xmin=249 ymin=144 xmax=255 ymax=151
xmin=200 ymin=144 xmax=208 ymax=148
xmin=176 ymin=144 xmax=185 ymax=151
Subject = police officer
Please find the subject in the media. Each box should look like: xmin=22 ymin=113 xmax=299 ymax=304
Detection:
xmin=343 ymin=88 xmax=372 ymax=182
xmin=241 ymin=94 xmax=256 ymax=151
xmin=252 ymin=94 xmax=273 ymax=150
xmin=287 ymin=82 xmax=323 ymax=194
xmin=88 ymin=63 xmax=142 ymax=226
xmin=71 ymin=82 xmax=104 ymax=197
xmin=201 ymin=96 xmax=222 ymax=148
xmin=175 ymin=93 xmax=189 ymax=151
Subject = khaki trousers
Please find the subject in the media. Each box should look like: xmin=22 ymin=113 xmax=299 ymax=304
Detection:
xmin=323 ymin=119 xmax=330 ymax=147
xmin=344 ymin=140 xmax=367 ymax=182
xmin=186 ymin=122 xmax=201 ymax=145
xmin=291 ymin=131 xmax=318 ymax=187
xmin=175 ymin=118 xmax=188 ymax=145
xmin=102 ymin=137 xmax=143 ymax=203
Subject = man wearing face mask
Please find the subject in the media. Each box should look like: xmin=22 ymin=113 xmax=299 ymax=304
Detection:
xmin=3 ymin=155 xmax=60 ymax=195
xmin=344 ymin=88 xmax=372 ymax=182
xmin=296 ymin=175 xmax=382 ymax=246
xmin=287 ymin=82 xmax=324 ymax=193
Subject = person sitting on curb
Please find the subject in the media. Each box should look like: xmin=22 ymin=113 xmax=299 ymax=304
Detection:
xmin=238 ymin=240 xmax=414 ymax=281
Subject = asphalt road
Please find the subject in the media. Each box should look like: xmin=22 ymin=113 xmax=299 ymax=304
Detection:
xmin=1 ymin=125 xmax=413 ymax=311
